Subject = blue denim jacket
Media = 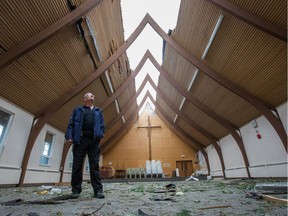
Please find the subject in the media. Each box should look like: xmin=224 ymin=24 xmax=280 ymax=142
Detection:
xmin=65 ymin=106 xmax=105 ymax=144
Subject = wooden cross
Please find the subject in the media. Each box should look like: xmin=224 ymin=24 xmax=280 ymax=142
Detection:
xmin=137 ymin=115 xmax=161 ymax=160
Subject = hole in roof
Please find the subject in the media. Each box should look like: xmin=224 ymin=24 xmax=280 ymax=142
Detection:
xmin=121 ymin=0 xmax=180 ymax=114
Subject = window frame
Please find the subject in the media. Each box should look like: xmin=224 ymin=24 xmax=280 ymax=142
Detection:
xmin=69 ymin=151 xmax=73 ymax=170
xmin=0 ymin=108 xmax=14 ymax=156
xmin=39 ymin=130 xmax=55 ymax=166
xmin=85 ymin=159 xmax=90 ymax=172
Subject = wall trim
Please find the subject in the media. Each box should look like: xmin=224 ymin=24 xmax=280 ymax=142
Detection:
xmin=225 ymin=166 xmax=246 ymax=171
xmin=26 ymin=168 xmax=59 ymax=174
xmin=0 ymin=166 xmax=21 ymax=170
xmin=249 ymin=162 xmax=287 ymax=168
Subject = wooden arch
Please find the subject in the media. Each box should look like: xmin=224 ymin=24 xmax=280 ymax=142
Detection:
xmin=1 ymin=4 xmax=284 ymax=185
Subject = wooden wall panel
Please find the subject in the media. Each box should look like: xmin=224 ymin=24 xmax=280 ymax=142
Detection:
xmin=103 ymin=107 xmax=198 ymax=176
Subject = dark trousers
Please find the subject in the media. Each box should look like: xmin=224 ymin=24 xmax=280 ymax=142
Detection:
xmin=71 ymin=137 xmax=102 ymax=194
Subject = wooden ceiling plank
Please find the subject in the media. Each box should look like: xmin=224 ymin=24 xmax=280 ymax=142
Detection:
xmin=147 ymin=14 xmax=287 ymax=152
xmin=0 ymin=0 xmax=104 ymax=69
xmin=17 ymin=13 xmax=151 ymax=187
xmin=205 ymin=0 xmax=287 ymax=42
xmin=34 ymin=14 xmax=150 ymax=119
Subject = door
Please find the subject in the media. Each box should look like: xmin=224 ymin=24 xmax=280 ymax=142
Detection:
xmin=176 ymin=160 xmax=193 ymax=177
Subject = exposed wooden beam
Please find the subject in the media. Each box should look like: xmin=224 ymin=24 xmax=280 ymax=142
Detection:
xmin=101 ymin=112 xmax=138 ymax=154
xmin=0 ymin=0 xmax=104 ymax=69
xmin=100 ymin=52 xmax=150 ymax=111
xmin=148 ymin=75 xmax=219 ymax=142
xmin=200 ymin=148 xmax=211 ymax=176
xmin=18 ymin=14 xmax=150 ymax=186
xmin=59 ymin=78 xmax=148 ymax=172
xmin=18 ymin=116 xmax=49 ymax=186
xmin=146 ymin=13 xmax=287 ymax=151
xmin=61 ymin=59 xmax=152 ymax=169
xmin=206 ymin=0 xmax=287 ymax=42
xmin=59 ymin=142 xmax=72 ymax=183
xmin=147 ymin=75 xmax=226 ymax=178
xmin=101 ymin=92 xmax=149 ymax=153
xmin=155 ymin=108 xmax=210 ymax=174
xmin=18 ymin=12 xmax=286 ymax=185
xmin=149 ymin=93 xmax=202 ymax=150
xmin=105 ymin=75 xmax=149 ymax=131
xmin=35 ymin=17 xmax=149 ymax=119
xmin=146 ymin=50 xmax=250 ymax=177
xmin=100 ymin=60 xmax=223 ymax=175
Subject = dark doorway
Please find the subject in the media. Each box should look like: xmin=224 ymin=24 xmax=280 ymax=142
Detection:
xmin=176 ymin=160 xmax=193 ymax=177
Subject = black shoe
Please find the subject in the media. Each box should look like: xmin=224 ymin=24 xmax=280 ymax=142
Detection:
xmin=94 ymin=191 xmax=105 ymax=199
xmin=71 ymin=192 xmax=79 ymax=199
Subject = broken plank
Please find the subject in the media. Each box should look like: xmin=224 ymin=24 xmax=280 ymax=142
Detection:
xmin=198 ymin=205 xmax=231 ymax=210
xmin=262 ymin=195 xmax=288 ymax=205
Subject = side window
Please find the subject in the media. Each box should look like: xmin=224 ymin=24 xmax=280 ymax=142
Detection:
xmin=69 ymin=152 xmax=73 ymax=170
xmin=0 ymin=109 xmax=13 ymax=154
xmin=85 ymin=160 xmax=90 ymax=172
xmin=39 ymin=131 xmax=54 ymax=166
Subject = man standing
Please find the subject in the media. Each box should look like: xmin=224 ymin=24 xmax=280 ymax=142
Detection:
xmin=65 ymin=92 xmax=105 ymax=199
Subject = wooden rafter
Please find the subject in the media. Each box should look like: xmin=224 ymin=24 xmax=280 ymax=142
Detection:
xmin=146 ymin=50 xmax=250 ymax=177
xmin=149 ymin=92 xmax=202 ymax=150
xmin=146 ymin=14 xmax=287 ymax=151
xmin=17 ymin=13 xmax=149 ymax=186
xmin=101 ymin=92 xmax=149 ymax=153
xmin=153 ymin=102 xmax=210 ymax=175
xmin=147 ymin=75 xmax=226 ymax=178
xmin=16 ymin=12 xmax=286 ymax=185
xmin=200 ymin=148 xmax=211 ymax=176
xmin=205 ymin=0 xmax=287 ymax=42
xmin=105 ymin=76 xmax=148 ymax=131
xmin=0 ymin=0 xmax=104 ymax=69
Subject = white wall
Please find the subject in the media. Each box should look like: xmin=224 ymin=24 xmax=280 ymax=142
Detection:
xmin=205 ymin=102 xmax=287 ymax=178
xmin=1 ymin=98 xmax=287 ymax=183
xmin=0 ymin=98 xmax=68 ymax=185
xmin=206 ymin=145 xmax=223 ymax=177
xmin=219 ymin=135 xmax=248 ymax=178
xmin=241 ymin=102 xmax=287 ymax=178
xmin=277 ymin=102 xmax=287 ymax=133
xmin=0 ymin=98 xmax=33 ymax=184
xmin=0 ymin=98 xmax=103 ymax=185
xmin=25 ymin=124 xmax=65 ymax=184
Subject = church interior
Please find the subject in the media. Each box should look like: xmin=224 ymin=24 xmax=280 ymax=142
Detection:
xmin=0 ymin=0 xmax=287 ymax=215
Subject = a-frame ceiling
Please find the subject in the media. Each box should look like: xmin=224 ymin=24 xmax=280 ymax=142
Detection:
xmin=0 ymin=0 xmax=287 ymax=185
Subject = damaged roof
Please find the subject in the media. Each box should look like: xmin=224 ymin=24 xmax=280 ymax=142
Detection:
xmin=0 ymin=0 xmax=287 ymax=182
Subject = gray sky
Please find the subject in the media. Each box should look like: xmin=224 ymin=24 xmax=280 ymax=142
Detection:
xmin=121 ymin=0 xmax=180 ymax=112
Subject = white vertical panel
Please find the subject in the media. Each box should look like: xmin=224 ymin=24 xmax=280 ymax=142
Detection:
xmin=206 ymin=145 xmax=223 ymax=177
xmin=241 ymin=102 xmax=287 ymax=178
xmin=0 ymin=98 xmax=33 ymax=184
xmin=277 ymin=102 xmax=287 ymax=133
xmin=220 ymin=135 xmax=248 ymax=178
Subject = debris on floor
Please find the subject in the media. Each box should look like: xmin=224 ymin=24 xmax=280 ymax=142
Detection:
xmin=254 ymin=182 xmax=288 ymax=194
xmin=138 ymin=209 xmax=156 ymax=216
xmin=0 ymin=179 xmax=287 ymax=215
xmin=185 ymin=173 xmax=199 ymax=182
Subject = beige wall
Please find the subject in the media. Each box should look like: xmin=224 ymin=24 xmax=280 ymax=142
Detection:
xmin=103 ymin=106 xmax=198 ymax=176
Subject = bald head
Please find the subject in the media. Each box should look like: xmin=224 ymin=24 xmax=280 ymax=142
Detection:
xmin=84 ymin=92 xmax=95 ymax=102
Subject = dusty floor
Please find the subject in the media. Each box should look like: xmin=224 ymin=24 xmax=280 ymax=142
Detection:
xmin=0 ymin=178 xmax=287 ymax=216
